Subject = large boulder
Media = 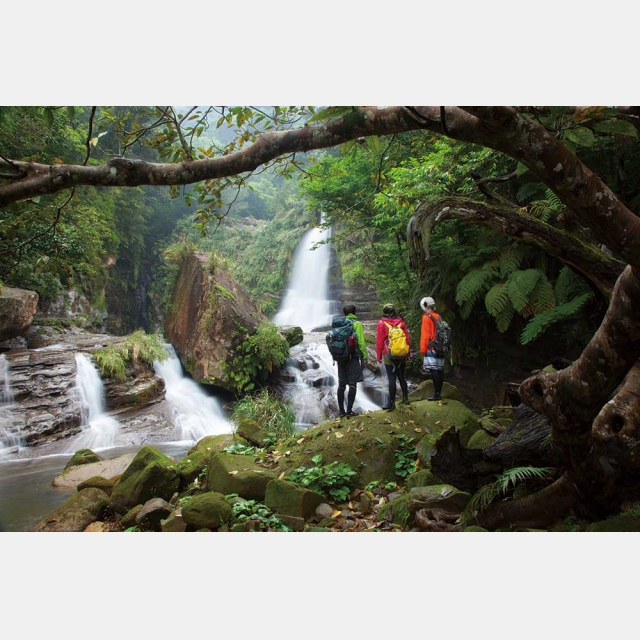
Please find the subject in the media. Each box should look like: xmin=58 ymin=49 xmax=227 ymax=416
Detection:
xmin=208 ymin=453 xmax=276 ymax=500
xmin=53 ymin=453 xmax=135 ymax=489
xmin=264 ymin=479 xmax=325 ymax=520
xmin=0 ymin=287 xmax=38 ymax=341
xmin=276 ymin=399 xmax=480 ymax=486
xmin=30 ymin=488 xmax=109 ymax=532
xmin=64 ymin=449 xmax=103 ymax=471
xmin=181 ymin=492 xmax=232 ymax=530
xmin=188 ymin=434 xmax=246 ymax=456
xmin=408 ymin=380 xmax=467 ymax=404
xmin=110 ymin=446 xmax=180 ymax=514
xmin=164 ymin=252 xmax=268 ymax=392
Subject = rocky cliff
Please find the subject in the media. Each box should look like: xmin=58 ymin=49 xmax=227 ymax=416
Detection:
xmin=164 ymin=252 xmax=268 ymax=391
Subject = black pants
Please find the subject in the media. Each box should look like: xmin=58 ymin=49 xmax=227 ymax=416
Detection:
xmin=337 ymin=357 xmax=363 ymax=414
xmin=385 ymin=362 xmax=408 ymax=404
xmin=430 ymin=368 xmax=444 ymax=395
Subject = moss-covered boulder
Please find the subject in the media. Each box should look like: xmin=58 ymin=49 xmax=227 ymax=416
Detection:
xmin=377 ymin=494 xmax=411 ymax=528
xmin=406 ymin=470 xmax=443 ymax=490
xmin=176 ymin=451 xmax=208 ymax=487
xmin=30 ymin=488 xmax=110 ymax=532
xmin=161 ymin=512 xmax=187 ymax=532
xmin=64 ymin=449 xmax=103 ymax=471
xmin=276 ymin=400 xmax=479 ymax=487
xmin=110 ymin=446 xmax=180 ymax=514
xmin=77 ymin=475 xmax=119 ymax=496
xmin=467 ymin=429 xmax=496 ymax=450
xmin=280 ymin=326 xmax=304 ymax=347
xmin=409 ymin=381 xmax=466 ymax=404
xmin=120 ymin=505 xmax=144 ymax=529
xmin=235 ymin=419 xmax=268 ymax=447
xmin=53 ymin=453 xmax=135 ymax=489
xmin=181 ymin=492 xmax=232 ymax=530
xmin=405 ymin=485 xmax=471 ymax=515
xmin=264 ymin=479 xmax=325 ymax=520
xmin=189 ymin=434 xmax=246 ymax=456
xmin=208 ymin=453 xmax=276 ymax=500
xmin=589 ymin=511 xmax=640 ymax=532
xmin=488 ymin=406 xmax=514 ymax=421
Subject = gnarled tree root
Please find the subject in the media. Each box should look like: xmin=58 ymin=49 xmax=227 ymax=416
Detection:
xmin=475 ymin=475 xmax=581 ymax=530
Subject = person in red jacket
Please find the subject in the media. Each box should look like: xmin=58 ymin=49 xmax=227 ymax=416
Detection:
xmin=376 ymin=303 xmax=410 ymax=411
xmin=420 ymin=296 xmax=445 ymax=401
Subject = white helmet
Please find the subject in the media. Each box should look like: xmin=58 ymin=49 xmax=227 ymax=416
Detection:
xmin=420 ymin=296 xmax=435 ymax=311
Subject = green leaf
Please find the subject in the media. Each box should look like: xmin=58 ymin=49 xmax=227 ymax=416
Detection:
xmin=562 ymin=139 xmax=576 ymax=155
xmin=593 ymin=119 xmax=638 ymax=138
xmin=516 ymin=162 xmax=528 ymax=177
xmin=311 ymin=454 xmax=323 ymax=465
xmin=565 ymin=127 xmax=595 ymax=147
xmin=365 ymin=136 xmax=381 ymax=155
xmin=307 ymin=106 xmax=354 ymax=124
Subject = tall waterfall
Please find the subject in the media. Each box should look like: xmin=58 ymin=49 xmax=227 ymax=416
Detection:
xmin=153 ymin=346 xmax=233 ymax=442
xmin=272 ymin=216 xmax=334 ymax=332
xmin=66 ymin=353 xmax=121 ymax=451
xmin=0 ymin=354 xmax=20 ymax=451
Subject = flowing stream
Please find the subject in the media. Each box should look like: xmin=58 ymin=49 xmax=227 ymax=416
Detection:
xmin=0 ymin=353 xmax=20 ymax=453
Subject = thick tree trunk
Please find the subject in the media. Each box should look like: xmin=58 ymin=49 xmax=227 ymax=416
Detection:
xmin=408 ymin=197 xmax=625 ymax=299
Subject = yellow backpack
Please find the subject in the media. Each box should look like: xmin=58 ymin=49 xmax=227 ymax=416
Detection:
xmin=384 ymin=321 xmax=409 ymax=361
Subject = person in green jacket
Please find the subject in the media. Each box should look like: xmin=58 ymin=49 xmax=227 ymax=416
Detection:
xmin=337 ymin=304 xmax=368 ymax=417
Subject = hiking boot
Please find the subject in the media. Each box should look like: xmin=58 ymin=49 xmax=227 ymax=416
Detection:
xmin=346 ymin=410 xmax=359 ymax=417
xmin=401 ymin=395 xmax=410 ymax=405
xmin=427 ymin=394 xmax=441 ymax=401
xmin=382 ymin=402 xmax=396 ymax=411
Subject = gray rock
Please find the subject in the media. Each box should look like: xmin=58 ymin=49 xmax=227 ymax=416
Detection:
xmin=0 ymin=287 xmax=38 ymax=342
xmin=316 ymin=503 xmax=333 ymax=519
xmin=136 ymin=498 xmax=172 ymax=530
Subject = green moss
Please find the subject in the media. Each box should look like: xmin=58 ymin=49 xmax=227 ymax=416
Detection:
xmin=377 ymin=494 xmax=410 ymax=528
xmin=64 ymin=449 xmax=103 ymax=471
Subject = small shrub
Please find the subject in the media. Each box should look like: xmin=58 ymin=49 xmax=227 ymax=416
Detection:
xmin=231 ymin=499 xmax=291 ymax=532
xmin=286 ymin=454 xmax=357 ymax=503
xmin=231 ymin=389 xmax=296 ymax=443
xmin=394 ymin=434 xmax=417 ymax=478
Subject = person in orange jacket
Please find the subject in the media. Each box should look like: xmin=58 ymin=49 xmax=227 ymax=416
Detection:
xmin=376 ymin=303 xmax=410 ymax=411
xmin=420 ymin=296 xmax=445 ymax=401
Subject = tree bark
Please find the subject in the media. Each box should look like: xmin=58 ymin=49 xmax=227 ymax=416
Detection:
xmin=407 ymin=196 xmax=625 ymax=299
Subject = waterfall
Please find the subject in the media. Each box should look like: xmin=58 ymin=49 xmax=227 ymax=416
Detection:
xmin=153 ymin=346 xmax=233 ymax=442
xmin=0 ymin=354 xmax=20 ymax=452
xmin=66 ymin=353 xmax=120 ymax=451
xmin=272 ymin=215 xmax=334 ymax=332
xmin=272 ymin=215 xmax=381 ymax=424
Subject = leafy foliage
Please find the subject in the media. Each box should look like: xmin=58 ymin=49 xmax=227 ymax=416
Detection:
xmin=230 ymin=388 xmax=296 ymax=442
xmin=230 ymin=499 xmax=291 ymax=532
xmin=92 ymin=330 xmax=168 ymax=381
xmin=394 ymin=435 xmax=417 ymax=478
xmin=460 ymin=466 xmax=555 ymax=526
xmin=286 ymin=454 xmax=357 ymax=502
xmin=224 ymin=322 xmax=291 ymax=394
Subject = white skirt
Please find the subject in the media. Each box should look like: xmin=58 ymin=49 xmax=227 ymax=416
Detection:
xmin=423 ymin=351 xmax=444 ymax=370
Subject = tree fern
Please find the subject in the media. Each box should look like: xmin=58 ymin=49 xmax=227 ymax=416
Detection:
xmin=460 ymin=466 xmax=555 ymax=526
xmin=456 ymin=263 xmax=499 ymax=317
xmin=527 ymin=273 xmax=556 ymax=315
xmin=516 ymin=181 xmax=546 ymax=203
xmin=554 ymin=266 xmax=590 ymax=304
xmin=528 ymin=189 xmax=566 ymax=223
xmin=507 ymin=269 xmax=544 ymax=313
xmin=485 ymin=283 xmax=510 ymax=317
xmin=495 ymin=302 xmax=516 ymax=333
xmin=499 ymin=245 xmax=530 ymax=278
xmin=520 ymin=292 xmax=593 ymax=344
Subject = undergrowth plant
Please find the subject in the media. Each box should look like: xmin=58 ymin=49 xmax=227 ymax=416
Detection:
xmin=460 ymin=466 xmax=555 ymax=526
xmin=230 ymin=389 xmax=296 ymax=444
xmin=394 ymin=435 xmax=417 ymax=478
xmin=286 ymin=454 xmax=357 ymax=502
xmin=92 ymin=330 xmax=169 ymax=381
xmin=230 ymin=499 xmax=291 ymax=532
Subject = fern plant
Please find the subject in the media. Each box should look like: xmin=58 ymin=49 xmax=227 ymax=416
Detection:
xmin=460 ymin=466 xmax=555 ymax=526
xmin=527 ymin=188 xmax=566 ymax=223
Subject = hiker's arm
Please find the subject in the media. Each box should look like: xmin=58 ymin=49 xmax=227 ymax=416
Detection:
xmin=355 ymin=322 xmax=367 ymax=360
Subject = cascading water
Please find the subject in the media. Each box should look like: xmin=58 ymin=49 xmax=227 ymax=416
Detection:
xmin=0 ymin=354 xmax=20 ymax=452
xmin=272 ymin=217 xmax=334 ymax=332
xmin=66 ymin=353 xmax=121 ymax=451
xmin=153 ymin=345 xmax=233 ymax=442
xmin=273 ymin=215 xmax=381 ymax=423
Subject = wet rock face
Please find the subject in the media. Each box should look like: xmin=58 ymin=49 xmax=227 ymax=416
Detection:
xmin=0 ymin=287 xmax=39 ymax=342
xmin=164 ymin=252 xmax=268 ymax=391
xmin=3 ymin=347 xmax=84 ymax=446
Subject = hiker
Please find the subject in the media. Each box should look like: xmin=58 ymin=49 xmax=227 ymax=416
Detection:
xmin=333 ymin=304 xmax=367 ymax=417
xmin=420 ymin=296 xmax=445 ymax=401
xmin=376 ymin=303 xmax=410 ymax=411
